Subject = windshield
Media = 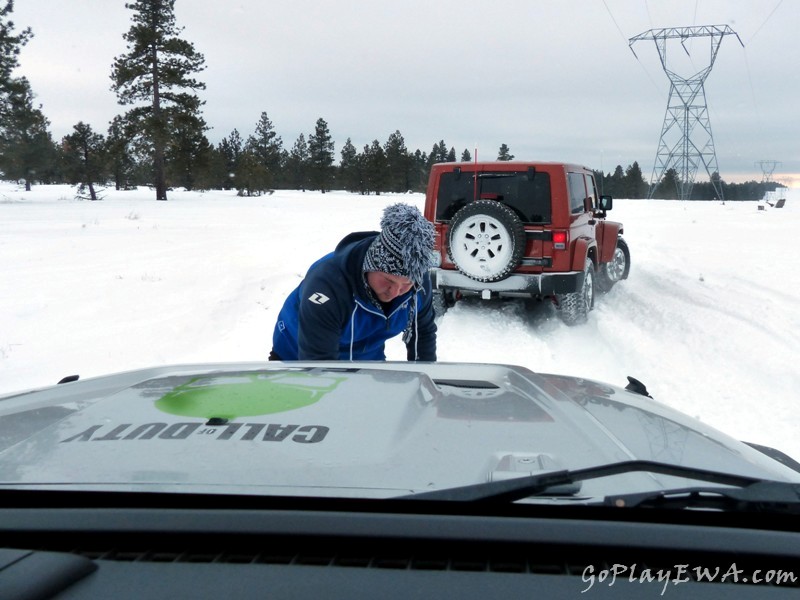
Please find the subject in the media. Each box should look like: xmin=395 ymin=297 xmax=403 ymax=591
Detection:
xmin=1 ymin=2 xmax=798 ymax=510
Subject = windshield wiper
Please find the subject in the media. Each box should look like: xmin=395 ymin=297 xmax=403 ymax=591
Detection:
xmin=399 ymin=460 xmax=766 ymax=503
xmin=604 ymin=481 xmax=800 ymax=513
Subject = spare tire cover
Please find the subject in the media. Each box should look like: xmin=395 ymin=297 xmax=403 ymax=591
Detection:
xmin=447 ymin=200 xmax=525 ymax=282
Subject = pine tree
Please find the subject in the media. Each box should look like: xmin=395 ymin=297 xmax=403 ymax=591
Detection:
xmin=166 ymin=109 xmax=211 ymax=190
xmin=110 ymin=0 xmax=207 ymax=200
xmin=0 ymin=2 xmax=49 ymax=187
xmin=624 ymin=161 xmax=646 ymax=199
xmin=61 ymin=122 xmax=107 ymax=200
xmin=308 ymin=117 xmax=335 ymax=193
xmin=611 ymin=165 xmax=624 ymax=190
xmin=0 ymin=0 xmax=31 ymax=103
xmin=339 ymin=137 xmax=360 ymax=193
xmin=655 ymin=168 xmax=681 ymax=199
xmin=285 ymin=134 xmax=309 ymax=191
xmin=106 ymin=115 xmax=137 ymax=190
xmin=497 ymin=143 xmax=514 ymax=161
xmin=384 ymin=130 xmax=409 ymax=193
xmin=362 ymin=140 xmax=388 ymax=195
xmin=198 ymin=144 xmax=227 ymax=191
xmin=0 ymin=77 xmax=55 ymax=190
xmin=217 ymin=129 xmax=243 ymax=190
xmin=234 ymin=148 xmax=270 ymax=196
xmin=600 ymin=165 xmax=623 ymax=198
xmin=411 ymin=149 xmax=428 ymax=192
xmin=461 ymin=148 xmax=472 ymax=162
xmin=428 ymin=140 xmax=450 ymax=166
xmin=0 ymin=1 xmax=30 ymax=89
xmin=245 ymin=112 xmax=283 ymax=191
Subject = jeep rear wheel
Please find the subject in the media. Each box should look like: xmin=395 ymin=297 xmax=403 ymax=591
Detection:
xmin=597 ymin=237 xmax=630 ymax=293
xmin=432 ymin=289 xmax=457 ymax=318
xmin=556 ymin=259 xmax=594 ymax=326
xmin=447 ymin=200 xmax=525 ymax=282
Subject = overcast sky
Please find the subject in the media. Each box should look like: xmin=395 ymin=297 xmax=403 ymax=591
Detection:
xmin=10 ymin=0 xmax=798 ymax=186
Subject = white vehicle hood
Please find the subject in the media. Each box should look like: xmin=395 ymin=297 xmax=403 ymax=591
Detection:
xmin=0 ymin=361 xmax=797 ymax=499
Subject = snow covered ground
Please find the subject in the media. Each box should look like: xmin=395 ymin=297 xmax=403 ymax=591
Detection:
xmin=1 ymin=182 xmax=798 ymax=460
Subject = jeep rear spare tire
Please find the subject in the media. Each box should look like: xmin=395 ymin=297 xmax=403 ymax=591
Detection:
xmin=447 ymin=200 xmax=525 ymax=282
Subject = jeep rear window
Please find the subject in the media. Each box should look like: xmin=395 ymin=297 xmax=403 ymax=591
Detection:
xmin=435 ymin=170 xmax=552 ymax=224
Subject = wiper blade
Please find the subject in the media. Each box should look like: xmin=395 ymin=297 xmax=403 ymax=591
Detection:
xmin=604 ymin=481 xmax=800 ymax=513
xmin=400 ymin=460 xmax=763 ymax=503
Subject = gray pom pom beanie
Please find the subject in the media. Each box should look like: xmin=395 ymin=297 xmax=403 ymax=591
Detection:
xmin=363 ymin=203 xmax=435 ymax=285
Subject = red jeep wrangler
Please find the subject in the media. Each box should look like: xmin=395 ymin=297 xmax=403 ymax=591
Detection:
xmin=424 ymin=161 xmax=630 ymax=325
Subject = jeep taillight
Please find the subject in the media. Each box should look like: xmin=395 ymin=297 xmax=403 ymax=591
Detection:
xmin=553 ymin=231 xmax=568 ymax=250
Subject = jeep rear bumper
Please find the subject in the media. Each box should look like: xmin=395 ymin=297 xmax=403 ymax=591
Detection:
xmin=431 ymin=268 xmax=584 ymax=297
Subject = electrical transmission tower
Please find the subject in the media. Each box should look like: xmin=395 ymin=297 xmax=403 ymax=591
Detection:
xmin=756 ymin=160 xmax=781 ymax=182
xmin=629 ymin=25 xmax=743 ymax=200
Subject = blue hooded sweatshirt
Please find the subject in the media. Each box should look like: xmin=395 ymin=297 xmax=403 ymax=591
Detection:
xmin=272 ymin=232 xmax=437 ymax=361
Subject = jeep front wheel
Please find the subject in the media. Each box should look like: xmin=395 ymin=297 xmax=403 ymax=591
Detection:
xmin=597 ymin=237 xmax=630 ymax=293
xmin=447 ymin=200 xmax=525 ymax=282
xmin=556 ymin=259 xmax=594 ymax=326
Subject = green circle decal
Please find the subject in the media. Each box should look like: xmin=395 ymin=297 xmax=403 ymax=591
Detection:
xmin=155 ymin=372 xmax=345 ymax=419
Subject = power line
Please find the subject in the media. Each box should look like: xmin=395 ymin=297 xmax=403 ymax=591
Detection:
xmin=605 ymin=1 xmax=663 ymax=97
xmin=746 ymin=0 xmax=784 ymax=45
xmin=629 ymin=25 xmax=743 ymax=200
xmin=601 ymin=0 xmax=629 ymax=43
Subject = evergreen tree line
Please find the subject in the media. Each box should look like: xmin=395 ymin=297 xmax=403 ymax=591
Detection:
xmin=0 ymin=1 xmax=784 ymax=201
xmin=594 ymin=162 xmax=783 ymax=201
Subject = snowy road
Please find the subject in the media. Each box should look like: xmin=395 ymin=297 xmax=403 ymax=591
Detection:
xmin=1 ymin=183 xmax=798 ymax=460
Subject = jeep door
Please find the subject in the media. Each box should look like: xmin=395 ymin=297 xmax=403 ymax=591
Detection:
xmin=566 ymin=172 xmax=597 ymax=268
